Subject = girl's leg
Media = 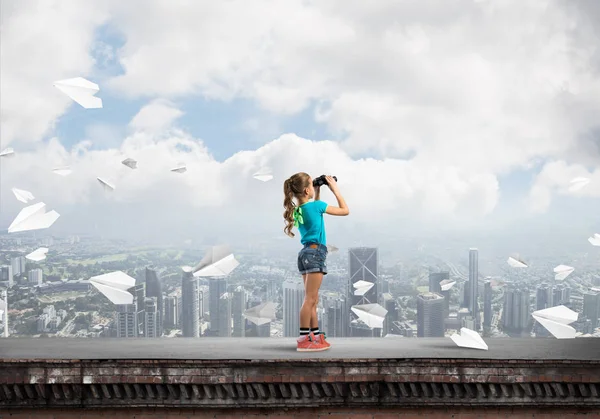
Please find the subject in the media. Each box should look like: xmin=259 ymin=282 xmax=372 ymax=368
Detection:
xmin=303 ymin=274 xmax=319 ymax=329
xmin=300 ymin=273 xmax=323 ymax=329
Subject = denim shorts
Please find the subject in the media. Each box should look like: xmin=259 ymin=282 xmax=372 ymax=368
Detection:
xmin=297 ymin=243 xmax=328 ymax=275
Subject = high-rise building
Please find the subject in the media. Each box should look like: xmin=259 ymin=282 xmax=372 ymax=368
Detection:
xmin=535 ymin=284 xmax=553 ymax=336
xmin=266 ymin=279 xmax=277 ymax=301
xmin=417 ymin=292 xmax=445 ymax=337
xmin=283 ymin=280 xmax=305 ymax=337
xmin=348 ymin=248 xmax=378 ymax=337
xmin=483 ymin=280 xmax=492 ymax=328
xmin=468 ymin=248 xmax=478 ymax=329
xmin=209 ymin=278 xmax=227 ymax=332
xmin=502 ymin=288 xmax=530 ymax=332
xmin=144 ymin=297 xmax=159 ymax=338
xmin=322 ymin=295 xmax=348 ymax=338
xmin=217 ymin=292 xmax=232 ymax=337
xmin=428 ymin=272 xmax=449 ymax=294
xmin=164 ymin=296 xmax=178 ymax=328
xmin=0 ymin=266 xmax=13 ymax=288
xmin=28 ymin=268 xmax=43 ymax=286
xmin=583 ymin=293 xmax=599 ymax=329
xmin=181 ymin=269 xmax=200 ymax=337
xmin=11 ymin=257 xmax=25 ymax=277
xmin=383 ymin=293 xmax=398 ymax=336
xmin=133 ymin=282 xmax=146 ymax=336
xmin=116 ymin=304 xmax=138 ymax=338
xmin=232 ymin=286 xmax=247 ymax=337
xmin=145 ymin=268 xmax=163 ymax=337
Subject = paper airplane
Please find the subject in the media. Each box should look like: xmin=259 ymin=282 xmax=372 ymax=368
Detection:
xmin=253 ymin=168 xmax=273 ymax=182
xmin=97 ymin=177 xmax=115 ymax=192
xmin=53 ymin=77 xmax=102 ymax=109
xmin=353 ymin=280 xmax=375 ymax=296
xmin=384 ymin=333 xmax=404 ymax=338
xmin=532 ymin=305 xmax=578 ymax=339
xmin=122 ymin=158 xmax=137 ymax=169
xmin=569 ymin=177 xmax=590 ymax=192
xmin=192 ymin=245 xmax=240 ymax=277
xmin=553 ymin=264 xmax=574 ymax=281
xmin=327 ymin=244 xmax=339 ymax=253
xmin=440 ymin=279 xmax=457 ymax=291
xmin=507 ymin=256 xmax=528 ymax=268
xmin=589 ymin=287 xmax=600 ymax=293
xmin=8 ymin=202 xmax=60 ymax=233
xmin=171 ymin=163 xmax=187 ymax=173
xmin=0 ymin=147 xmax=15 ymax=157
xmin=52 ymin=166 xmax=72 ymax=176
xmin=450 ymin=328 xmax=488 ymax=350
xmin=243 ymin=301 xmax=277 ymax=325
xmin=588 ymin=234 xmax=600 ymax=247
xmin=351 ymin=303 xmax=388 ymax=328
xmin=89 ymin=271 xmax=135 ymax=305
xmin=25 ymin=247 xmax=49 ymax=262
xmin=11 ymin=188 xmax=35 ymax=204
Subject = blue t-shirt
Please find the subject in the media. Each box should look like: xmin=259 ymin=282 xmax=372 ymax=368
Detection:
xmin=297 ymin=200 xmax=328 ymax=245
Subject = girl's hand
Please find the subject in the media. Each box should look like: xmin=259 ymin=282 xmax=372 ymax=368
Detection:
xmin=326 ymin=176 xmax=339 ymax=192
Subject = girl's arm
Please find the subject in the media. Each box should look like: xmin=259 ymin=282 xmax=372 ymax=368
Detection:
xmin=324 ymin=176 xmax=349 ymax=216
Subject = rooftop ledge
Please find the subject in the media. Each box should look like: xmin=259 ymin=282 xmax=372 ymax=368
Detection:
xmin=1 ymin=338 xmax=600 ymax=411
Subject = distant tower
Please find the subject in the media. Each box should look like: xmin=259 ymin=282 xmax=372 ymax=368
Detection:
xmin=144 ymin=297 xmax=159 ymax=338
xmin=232 ymin=286 xmax=247 ymax=337
xmin=583 ymin=293 xmax=600 ymax=329
xmin=164 ymin=296 xmax=178 ymax=328
xmin=217 ymin=292 xmax=232 ymax=337
xmin=417 ymin=292 xmax=445 ymax=337
xmin=483 ymin=280 xmax=492 ymax=328
xmin=283 ymin=280 xmax=305 ymax=337
xmin=209 ymin=278 xmax=228 ymax=333
xmin=181 ymin=268 xmax=199 ymax=337
xmin=428 ymin=271 xmax=449 ymax=294
xmin=116 ymin=304 xmax=138 ymax=338
xmin=468 ymin=248 xmax=479 ymax=329
xmin=348 ymin=247 xmax=379 ymax=337
xmin=2 ymin=290 xmax=8 ymax=337
xmin=145 ymin=267 xmax=163 ymax=337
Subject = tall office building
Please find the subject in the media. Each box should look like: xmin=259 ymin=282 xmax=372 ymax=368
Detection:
xmin=116 ymin=304 xmax=138 ymax=338
xmin=417 ymin=292 xmax=445 ymax=337
xmin=0 ymin=266 xmax=13 ymax=288
xmin=483 ymin=280 xmax=492 ymax=328
xmin=11 ymin=257 xmax=25 ymax=277
xmin=144 ymin=297 xmax=159 ymax=338
xmin=322 ymin=295 xmax=348 ymax=337
xmin=283 ymin=280 xmax=305 ymax=337
xmin=145 ymin=268 xmax=163 ymax=337
xmin=209 ymin=278 xmax=228 ymax=332
xmin=28 ymin=268 xmax=43 ymax=286
xmin=181 ymin=269 xmax=200 ymax=337
xmin=428 ymin=272 xmax=449 ymax=294
xmin=266 ymin=279 xmax=277 ymax=301
xmin=535 ymin=284 xmax=553 ymax=336
xmin=383 ymin=293 xmax=398 ymax=336
xmin=133 ymin=282 xmax=146 ymax=336
xmin=468 ymin=248 xmax=479 ymax=329
xmin=164 ymin=296 xmax=178 ymax=328
xmin=348 ymin=248 xmax=378 ymax=337
xmin=583 ymin=293 xmax=600 ymax=329
xmin=217 ymin=292 xmax=232 ymax=337
xmin=199 ymin=285 xmax=209 ymax=319
xmin=232 ymin=286 xmax=247 ymax=337
xmin=502 ymin=288 xmax=530 ymax=331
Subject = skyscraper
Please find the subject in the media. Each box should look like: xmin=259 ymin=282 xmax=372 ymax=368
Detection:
xmin=417 ymin=292 xmax=445 ymax=337
xmin=164 ymin=296 xmax=178 ymax=328
xmin=283 ymin=280 xmax=305 ymax=337
xmin=10 ymin=257 xmax=25 ymax=277
xmin=232 ymin=286 xmax=247 ymax=337
xmin=583 ymin=293 xmax=599 ymax=329
xmin=28 ymin=268 xmax=43 ymax=286
xmin=483 ymin=280 xmax=492 ymax=328
xmin=428 ymin=271 xmax=449 ymax=294
xmin=133 ymin=281 xmax=146 ymax=336
xmin=144 ymin=297 xmax=159 ymax=338
xmin=217 ymin=292 xmax=232 ymax=337
xmin=383 ymin=293 xmax=398 ymax=336
xmin=0 ymin=266 xmax=13 ymax=288
xmin=468 ymin=248 xmax=478 ymax=329
xmin=535 ymin=284 xmax=553 ymax=337
xmin=181 ymin=269 xmax=199 ymax=337
xmin=502 ymin=287 xmax=530 ymax=332
xmin=209 ymin=278 xmax=227 ymax=332
xmin=145 ymin=267 xmax=163 ymax=337
xmin=322 ymin=295 xmax=348 ymax=337
xmin=348 ymin=248 xmax=378 ymax=337
xmin=116 ymin=304 xmax=138 ymax=338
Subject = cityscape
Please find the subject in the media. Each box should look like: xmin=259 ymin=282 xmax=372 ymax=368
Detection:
xmin=1 ymin=231 xmax=599 ymax=341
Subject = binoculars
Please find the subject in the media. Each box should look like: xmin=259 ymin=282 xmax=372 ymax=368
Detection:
xmin=313 ymin=175 xmax=337 ymax=187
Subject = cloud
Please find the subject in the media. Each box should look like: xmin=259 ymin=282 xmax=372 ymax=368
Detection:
xmin=128 ymin=99 xmax=183 ymax=133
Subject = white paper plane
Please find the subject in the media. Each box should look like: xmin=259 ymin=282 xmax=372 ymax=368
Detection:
xmin=588 ymin=234 xmax=600 ymax=247
xmin=253 ymin=168 xmax=273 ymax=182
xmin=89 ymin=271 xmax=135 ymax=305
xmin=52 ymin=166 xmax=72 ymax=176
xmin=243 ymin=301 xmax=277 ymax=326
xmin=0 ymin=147 xmax=15 ymax=157
xmin=53 ymin=77 xmax=102 ymax=109
xmin=589 ymin=287 xmax=600 ymax=293
xmin=450 ymin=327 xmax=488 ymax=350
xmin=569 ymin=177 xmax=590 ymax=192
xmin=353 ymin=280 xmax=375 ymax=296
xmin=170 ymin=163 xmax=187 ymax=173
xmin=327 ymin=244 xmax=339 ymax=253
xmin=507 ymin=256 xmax=528 ymax=268
xmin=553 ymin=264 xmax=574 ymax=281
xmin=122 ymin=158 xmax=137 ymax=169
xmin=192 ymin=245 xmax=240 ymax=277
xmin=8 ymin=202 xmax=60 ymax=233
xmin=25 ymin=247 xmax=49 ymax=262
xmin=11 ymin=188 xmax=35 ymax=204
xmin=440 ymin=279 xmax=457 ymax=291
xmin=97 ymin=177 xmax=115 ymax=192
xmin=351 ymin=303 xmax=388 ymax=328
xmin=384 ymin=333 xmax=404 ymax=338
xmin=532 ymin=305 xmax=578 ymax=339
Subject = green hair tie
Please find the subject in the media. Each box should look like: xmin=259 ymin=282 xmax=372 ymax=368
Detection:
xmin=293 ymin=206 xmax=304 ymax=228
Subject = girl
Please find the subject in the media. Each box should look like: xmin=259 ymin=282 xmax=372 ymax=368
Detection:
xmin=283 ymin=173 xmax=349 ymax=352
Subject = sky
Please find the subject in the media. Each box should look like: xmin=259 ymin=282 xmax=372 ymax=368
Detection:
xmin=1 ymin=0 xmax=600 ymax=250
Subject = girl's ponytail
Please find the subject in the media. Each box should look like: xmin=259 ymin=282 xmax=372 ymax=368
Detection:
xmin=283 ymin=179 xmax=296 ymax=238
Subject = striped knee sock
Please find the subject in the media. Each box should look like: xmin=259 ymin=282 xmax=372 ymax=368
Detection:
xmin=299 ymin=328 xmax=310 ymax=337
xmin=310 ymin=327 xmax=320 ymax=336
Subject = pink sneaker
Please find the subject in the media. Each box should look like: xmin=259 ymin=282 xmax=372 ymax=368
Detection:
xmin=316 ymin=333 xmax=331 ymax=348
xmin=297 ymin=332 xmax=329 ymax=352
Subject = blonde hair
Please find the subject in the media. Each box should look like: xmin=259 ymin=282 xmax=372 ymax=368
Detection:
xmin=283 ymin=172 xmax=311 ymax=238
